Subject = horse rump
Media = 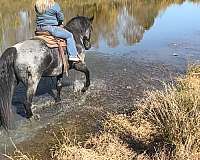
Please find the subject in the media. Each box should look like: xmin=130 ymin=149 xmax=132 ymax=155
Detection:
xmin=0 ymin=47 xmax=17 ymax=130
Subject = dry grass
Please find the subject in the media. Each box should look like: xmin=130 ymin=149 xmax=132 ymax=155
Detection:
xmin=51 ymin=130 xmax=135 ymax=160
xmin=3 ymin=150 xmax=35 ymax=160
xmin=104 ymin=65 xmax=200 ymax=160
xmin=3 ymin=138 xmax=36 ymax=160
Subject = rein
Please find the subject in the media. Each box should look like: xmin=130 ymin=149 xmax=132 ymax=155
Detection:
xmin=56 ymin=39 xmax=69 ymax=75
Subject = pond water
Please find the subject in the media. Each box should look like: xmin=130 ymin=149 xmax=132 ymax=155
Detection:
xmin=0 ymin=0 xmax=200 ymax=158
xmin=0 ymin=0 xmax=200 ymax=65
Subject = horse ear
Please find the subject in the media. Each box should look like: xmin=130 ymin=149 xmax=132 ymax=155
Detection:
xmin=89 ymin=16 xmax=94 ymax=22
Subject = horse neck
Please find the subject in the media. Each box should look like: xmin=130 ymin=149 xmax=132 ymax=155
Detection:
xmin=65 ymin=20 xmax=80 ymax=33
xmin=65 ymin=24 xmax=84 ymax=48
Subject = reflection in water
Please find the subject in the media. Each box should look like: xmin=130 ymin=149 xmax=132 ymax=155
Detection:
xmin=0 ymin=0 xmax=199 ymax=53
xmin=119 ymin=7 xmax=144 ymax=45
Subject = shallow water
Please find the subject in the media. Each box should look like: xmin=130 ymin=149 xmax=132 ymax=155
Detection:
xmin=0 ymin=0 xmax=200 ymax=158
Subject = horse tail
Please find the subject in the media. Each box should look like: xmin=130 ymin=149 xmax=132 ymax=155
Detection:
xmin=0 ymin=47 xmax=17 ymax=130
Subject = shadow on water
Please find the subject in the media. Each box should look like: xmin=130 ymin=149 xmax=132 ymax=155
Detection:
xmin=12 ymin=78 xmax=56 ymax=118
xmin=12 ymin=77 xmax=74 ymax=118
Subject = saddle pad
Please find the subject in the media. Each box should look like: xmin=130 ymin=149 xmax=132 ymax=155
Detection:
xmin=34 ymin=35 xmax=67 ymax=48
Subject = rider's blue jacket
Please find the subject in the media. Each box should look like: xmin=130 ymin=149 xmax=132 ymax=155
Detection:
xmin=35 ymin=3 xmax=64 ymax=26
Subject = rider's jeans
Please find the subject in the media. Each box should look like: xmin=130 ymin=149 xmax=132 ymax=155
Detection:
xmin=37 ymin=25 xmax=78 ymax=58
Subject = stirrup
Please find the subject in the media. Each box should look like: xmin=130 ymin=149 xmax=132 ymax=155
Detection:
xmin=68 ymin=57 xmax=80 ymax=62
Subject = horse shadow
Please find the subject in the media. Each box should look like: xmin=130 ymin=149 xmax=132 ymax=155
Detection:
xmin=12 ymin=76 xmax=73 ymax=118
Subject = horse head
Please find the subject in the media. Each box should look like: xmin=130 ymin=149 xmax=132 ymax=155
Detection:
xmin=82 ymin=16 xmax=94 ymax=50
xmin=64 ymin=16 xmax=94 ymax=62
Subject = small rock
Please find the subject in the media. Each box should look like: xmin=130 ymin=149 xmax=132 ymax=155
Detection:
xmin=172 ymin=53 xmax=178 ymax=56
xmin=172 ymin=43 xmax=177 ymax=46
xmin=73 ymin=80 xmax=84 ymax=92
xmin=126 ymin=86 xmax=132 ymax=89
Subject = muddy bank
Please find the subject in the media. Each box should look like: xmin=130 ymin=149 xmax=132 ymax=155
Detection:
xmin=0 ymin=51 xmax=180 ymax=159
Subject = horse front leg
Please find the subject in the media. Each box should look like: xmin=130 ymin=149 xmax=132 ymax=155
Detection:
xmin=73 ymin=63 xmax=90 ymax=92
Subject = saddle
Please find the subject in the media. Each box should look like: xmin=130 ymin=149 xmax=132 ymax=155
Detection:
xmin=34 ymin=31 xmax=68 ymax=74
xmin=35 ymin=31 xmax=67 ymax=48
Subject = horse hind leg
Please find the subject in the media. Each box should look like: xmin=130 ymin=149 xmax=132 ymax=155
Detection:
xmin=24 ymin=75 xmax=40 ymax=119
xmin=55 ymin=75 xmax=63 ymax=102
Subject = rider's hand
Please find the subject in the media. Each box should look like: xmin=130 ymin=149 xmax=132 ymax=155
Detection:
xmin=58 ymin=20 xmax=64 ymax=27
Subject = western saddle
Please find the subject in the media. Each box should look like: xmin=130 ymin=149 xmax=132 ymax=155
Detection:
xmin=35 ymin=31 xmax=68 ymax=74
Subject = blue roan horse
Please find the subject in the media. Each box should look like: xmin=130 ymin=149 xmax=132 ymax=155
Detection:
xmin=0 ymin=16 xmax=94 ymax=129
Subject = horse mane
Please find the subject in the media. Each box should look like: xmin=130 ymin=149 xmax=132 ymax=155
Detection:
xmin=64 ymin=16 xmax=90 ymax=33
xmin=64 ymin=16 xmax=93 ymax=53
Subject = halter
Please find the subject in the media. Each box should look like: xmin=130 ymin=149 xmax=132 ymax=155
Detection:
xmin=82 ymin=25 xmax=93 ymax=50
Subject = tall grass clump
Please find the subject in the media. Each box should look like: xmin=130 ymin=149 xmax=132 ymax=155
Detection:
xmin=51 ymin=129 xmax=135 ymax=160
xmin=105 ymin=65 xmax=200 ymax=159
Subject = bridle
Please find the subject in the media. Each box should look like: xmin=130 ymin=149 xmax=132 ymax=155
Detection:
xmin=82 ymin=24 xmax=93 ymax=50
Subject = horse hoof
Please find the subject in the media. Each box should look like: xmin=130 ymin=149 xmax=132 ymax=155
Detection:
xmin=26 ymin=112 xmax=33 ymax=119
xmin=55 ymin=97 xmax=61 ymax=103
xmin=81 ymin=87 xmax=88 ymax=93
xmin=33 ymin=114 xmax=40 ymax=121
